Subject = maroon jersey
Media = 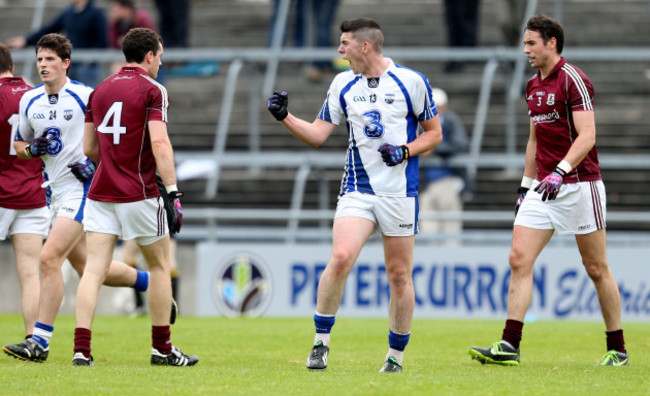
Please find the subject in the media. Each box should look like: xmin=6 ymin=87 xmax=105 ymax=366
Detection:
xmin=85 ymin=67 xmax=168 ymax=203
xmin=526 ymin=57 xmax=601 ymax=183
xmin=0 ymin=77 xmax=46 ymax=209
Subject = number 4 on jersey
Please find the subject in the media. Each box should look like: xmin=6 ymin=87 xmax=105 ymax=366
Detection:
xmin=98 ymin=101 xmax=127 ymax=144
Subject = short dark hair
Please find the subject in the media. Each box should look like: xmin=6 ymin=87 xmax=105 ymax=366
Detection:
xmin=340 ymin=18 xmax=384 ymax=51
xmin=36 ymin=33 xmax=72 ymax=61
xmin=0 ymin=43 xmax=14 ymax=74
xmin=340 ymin=18 xmax=382 ymax=34
xmin=35 ymin=33 xmax=72 ymax=75
xmin=122 ymin=28 xmax=163 ymax=63
xmin=526 ymin=14 xmax=564 ymax=54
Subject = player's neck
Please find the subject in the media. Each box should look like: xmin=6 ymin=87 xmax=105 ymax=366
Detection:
xmin=125 ymin=62 xmax=150 ymax=76
xmin=44 ymin=77 xmax=66 ymax=95
xmin=362 ymin=56 xmax=389 ymax=78
xmin=539 ymin=54 xmax=561 ymax=80
xmin=0 ymin=72 xmax=13 ymax=79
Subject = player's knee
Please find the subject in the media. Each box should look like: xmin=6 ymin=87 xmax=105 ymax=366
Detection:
xmin=508 ymin=248 xmax=531 ymax=273
xmin=39 ymin=252 xmax=63 ymax=275
xmin=328 ymin=250 xmax=355 ymax=271
xmin=583 ymin=260 xmax=607 ymax=281
xmin=386 ymin=265 xmax=411 ymax=287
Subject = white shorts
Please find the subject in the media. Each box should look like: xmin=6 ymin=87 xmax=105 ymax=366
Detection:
xmin=335 ymin=191 xmax=418 ymax=236
xmin=515 ymin=180 xmax=606 ymax=235
xmin=0 ymin=206 xmax=50 ymax=240
xmin=83 ymin=197 xmax=167 ymax=245
xmin=49 ymin=179 xmax=89 ymax=224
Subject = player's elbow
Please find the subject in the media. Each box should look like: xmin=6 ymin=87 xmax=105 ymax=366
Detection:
xmin=307 ymin=139 xmax=325 ymax=148
xmin=151 ymin=138 xmax=173 ymax=158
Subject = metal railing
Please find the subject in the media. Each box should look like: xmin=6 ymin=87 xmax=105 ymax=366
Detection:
xmin=10 ymin=45 xmax=650 ymax=243
xmin=11 ymin=0 xmax=650 ymax=244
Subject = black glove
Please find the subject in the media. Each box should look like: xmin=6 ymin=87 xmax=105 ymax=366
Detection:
xmin=378 ymin=143 xmax=409 ymax=166
xmin=515 ymin=187 xmax=529 ymax=217
xmin=26 ymin=135 xmax=49 ymax=158
xmin=267 ymin=91 xmax=288 ymax=121
xmin=68 ymin=161 xmax=96 ymax=182
xmin=167 ymin=191 xmax=184 ymax=234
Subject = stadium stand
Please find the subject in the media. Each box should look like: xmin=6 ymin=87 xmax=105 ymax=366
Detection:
xmin=2 ymin=0 xmax=650 ymax=233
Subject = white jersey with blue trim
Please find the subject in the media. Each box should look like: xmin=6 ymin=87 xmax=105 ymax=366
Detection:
xmin=318 ymin=58 xmax=438 ymax=198
xmin=16 ymin=78 xmax=92 ymax=187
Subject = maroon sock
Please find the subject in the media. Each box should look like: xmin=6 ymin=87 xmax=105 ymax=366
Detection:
xmin=501 ymin=319 xmax=524 ymax=349
xmin=606 ymin=329 xmax=626 ymax=353
xmin=74 ymin=328 xmax=92 ymax=358
xmin=152 ymin=325 xmax=172 ymax=355
xmin=25 ymin=334 xmax=32 ymax=340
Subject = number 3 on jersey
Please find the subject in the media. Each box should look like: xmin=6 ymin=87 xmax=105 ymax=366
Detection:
xmin=98 ymin=101 xmax=127 ymax=144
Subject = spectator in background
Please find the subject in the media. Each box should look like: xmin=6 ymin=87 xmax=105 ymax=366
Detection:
xmin=419 ymin=88 xmax=469 ymax=244
xmin=153 ymin=0 xmax=216 ymax=78
xmin=269 ymin=0 xmax=341 ymax=82
xmin=154 ymin=0 xmax=190 ymax=48
xmin=496 ymin=0 xmax=526 ymax=47
xmin=4 ymin=0 xmax=107 ymax=86
xmin=109 ymin=0 xmax=156 ymax=49
xmin=443 ymin=0 xmax=480 ymax=73
xmin=108 ymin=0 xmax=157 ymax=75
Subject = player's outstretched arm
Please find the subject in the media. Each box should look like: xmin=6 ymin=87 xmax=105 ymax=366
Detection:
xmin=267 ymin=90 xmax=336 ymax=148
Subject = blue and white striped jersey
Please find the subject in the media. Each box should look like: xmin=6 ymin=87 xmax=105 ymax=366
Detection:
xmin=16 ymin=77 xmax=92 ymax=187
xmin=318 ymin=59 xmax=438 ymax=198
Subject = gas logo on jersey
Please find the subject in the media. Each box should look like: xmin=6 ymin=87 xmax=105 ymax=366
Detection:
xmin=362 ymin=110 xmax=384 ymax=138
xmin=32 ymin=113 xmax=45 ymax=120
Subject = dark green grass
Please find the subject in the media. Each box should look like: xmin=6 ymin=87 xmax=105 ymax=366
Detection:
xmin=0 ymin=315 xmax=648 ymax=395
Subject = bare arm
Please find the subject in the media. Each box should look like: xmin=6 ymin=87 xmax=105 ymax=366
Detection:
xmin=280 ymin=114 xmax=337 ymax=148
xmin=148 ymin=120 xmax=177 ymax=188
xmin=561 ymin=110 xmax=596 ymax=168
xmin=13 ymin=140 xmax=30 ymax=160
xmin=405 ymin=116 xmax=443 ymax=156
xmin=83 ymin=122 xmax=99 ymax=162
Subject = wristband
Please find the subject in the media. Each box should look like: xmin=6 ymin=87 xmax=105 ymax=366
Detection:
xmin=521 ymin=176 xmax=534 ymax=189
xmin=556 ymin=160 xmax=572 ymax=174
xmin=165 ymin=184 xmax=178 ymax=194
xmin=400 ymin=145 xmax=410 ymax=160
xmin=24 ymin=145 xmax=33 ymax=159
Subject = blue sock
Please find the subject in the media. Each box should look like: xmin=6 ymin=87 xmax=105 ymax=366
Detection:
xmin=388 ymin=330 xmax=410 ymax=351
xmin=314 ymin=313 xmax=335 ymax=334
xmin=133 ymin=270 xmax=150 ymax=292
xmin=32 ymin=322 xmax=54 ymax=349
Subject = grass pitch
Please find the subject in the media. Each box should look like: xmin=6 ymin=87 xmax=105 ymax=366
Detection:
xmin=0 ymin=315 xmax=648 ymax=395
